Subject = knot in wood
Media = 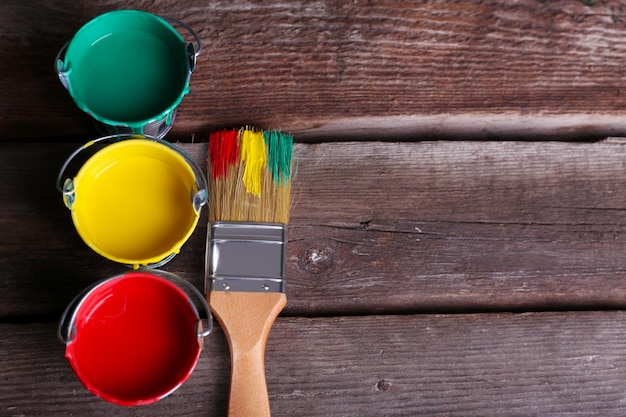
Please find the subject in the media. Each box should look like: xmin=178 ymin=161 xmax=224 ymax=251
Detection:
xmin=376 ymin=379 xmax=392 ymax=392
xmin=302 ymin=246 xmax=332 ymax=274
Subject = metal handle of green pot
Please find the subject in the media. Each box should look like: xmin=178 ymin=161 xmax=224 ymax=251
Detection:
xmin=161 ymin=15 xmax=202 ymax=73
xmin=54 ymin=41 xmax=70 ymax=90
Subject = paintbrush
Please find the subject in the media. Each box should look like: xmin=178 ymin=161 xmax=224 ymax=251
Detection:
xmin=206 ymin=127 xmax=293 ymax=417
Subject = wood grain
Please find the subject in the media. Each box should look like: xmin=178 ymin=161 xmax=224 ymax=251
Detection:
xmin=6 ymin=2 xmax=626 ymax=415
xmin=3 ymin=312 xmax=626 ymax=416
xmin=286 ymin=138 xmax=626 ymax=315
xmin=3 ymin=140 xmax=626 ymax=319
xmin=4 ymin=0 xmax=626 ymax=141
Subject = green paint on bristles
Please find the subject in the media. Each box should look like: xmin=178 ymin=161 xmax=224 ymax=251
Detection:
xmin=263 ymin=129 xmax=293 ymax=186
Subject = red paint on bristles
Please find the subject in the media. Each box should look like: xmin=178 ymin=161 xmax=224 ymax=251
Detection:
xmin=209 ymin=129 xmax=240 ymax=180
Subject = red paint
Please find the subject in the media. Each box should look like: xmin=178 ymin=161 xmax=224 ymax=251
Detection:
xmin=64 ymin=272 xmax=201 ymax=406
xmin=209 ymin=129 xmax=239 ymax=179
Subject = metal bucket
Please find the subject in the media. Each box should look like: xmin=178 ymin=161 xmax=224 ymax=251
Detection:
xmin=58 ymin=270 xmax=212 ymax=406
xmin=55 ymin=10 xmax=201 ymax=138
xmin=57 ymin=134 xmax=207 ymax=269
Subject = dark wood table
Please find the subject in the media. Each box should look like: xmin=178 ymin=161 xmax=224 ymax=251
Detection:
xmin=3 ymin=1 xmax=626 ymax=416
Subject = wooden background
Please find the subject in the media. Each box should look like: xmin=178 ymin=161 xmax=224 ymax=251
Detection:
xmin=3 ymin=0 xmax=626 ymax=416
xmin=5 ymin=0 xmax=626 ymax=141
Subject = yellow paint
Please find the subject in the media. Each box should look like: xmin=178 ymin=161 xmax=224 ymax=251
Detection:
xmin=239 ymin=129 xmax=267 ymax=196
xmin=70 ymin=139 xmax=199 ymax=267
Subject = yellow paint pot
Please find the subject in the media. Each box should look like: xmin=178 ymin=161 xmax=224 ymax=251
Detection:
xmin=57 ymin=135 xmax=207 ymax=268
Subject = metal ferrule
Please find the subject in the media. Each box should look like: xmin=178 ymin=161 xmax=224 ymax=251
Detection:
xmin=206 ymin=222 xmax=287 ymax=293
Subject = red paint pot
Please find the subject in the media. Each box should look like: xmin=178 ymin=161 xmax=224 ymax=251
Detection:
xmin=58 ymin=270 xmax=212 ymax=406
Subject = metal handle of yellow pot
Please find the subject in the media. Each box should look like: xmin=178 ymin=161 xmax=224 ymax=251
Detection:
xmin=56 ymin=136 xmax=115 ymax=209
xmin=56 ymin=134 xmax=208 ymax=212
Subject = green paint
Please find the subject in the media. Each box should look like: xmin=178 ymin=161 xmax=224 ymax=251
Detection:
xmin=263 ymin=130 xmax=293 ymax=185
xmin=62 ymin=11 xmax=189 ymax=129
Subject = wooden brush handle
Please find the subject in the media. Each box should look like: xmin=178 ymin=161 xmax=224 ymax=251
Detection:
xmin=209 ymin=291 xmax=287 ymax=417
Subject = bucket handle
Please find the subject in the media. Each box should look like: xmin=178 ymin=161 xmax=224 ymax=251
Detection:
xmin=56 ymin=136 xmax=112 ymax=209
xmin=58 ymin=269 xmax=213 ymax=345
xmin=161 ymin=15 xmax=202 ymax=73
xmin=54 ymin=41 xmax=70 ymax=90
xmin=54 ymin=15 xmax=201 ymax=88
xmin=56 ymin=135 xmax=208 ymax=213
xmin=57 ymin=279 xmax=99 ymax=344
xmin=152 ymin=137 xmax=208 ymax=214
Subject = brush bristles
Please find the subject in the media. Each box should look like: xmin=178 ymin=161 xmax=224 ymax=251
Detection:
xmin=207 ymin=128 xmax=293 ymax=224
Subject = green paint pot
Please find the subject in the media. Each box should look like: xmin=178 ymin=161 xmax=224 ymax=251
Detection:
xmin=56 ymin=10 xmax=201 ymax=138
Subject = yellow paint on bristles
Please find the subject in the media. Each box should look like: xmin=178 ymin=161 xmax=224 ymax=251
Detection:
xmin=239 ymin=128 xmax=267 ymax=197
xmin=207 ymin=126 xmax=294 ymax=224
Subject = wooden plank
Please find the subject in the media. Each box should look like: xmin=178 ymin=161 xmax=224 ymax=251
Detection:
xmin=286 ymin=138 xmax=626 ymax=315
xmin=3 ymin=312 xmax=626 ymax=416
xmin=3 ymin=140 xmax=626 ymax=318
xmin=3 ymin=0 xmax=626 ymax=141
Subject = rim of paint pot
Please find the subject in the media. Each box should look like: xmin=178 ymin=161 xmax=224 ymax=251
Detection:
xmin=59 ymin=10 xmax=192 ymax=130
xmin=68 ymin=138 xmax=201 ymax=268
xmin=63 ymin=271 xmax=202 ymax=406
